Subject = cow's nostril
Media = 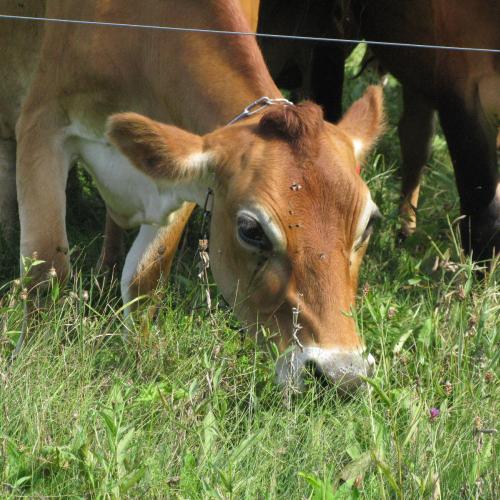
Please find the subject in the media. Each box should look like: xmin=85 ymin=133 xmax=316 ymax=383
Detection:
xmin=304 ymin=360 xmax=331 ymax=387
xmin=304 ymin=360 xmax=319 ymax=376
xmin=304 ymin=353 xmax=373 ymax=390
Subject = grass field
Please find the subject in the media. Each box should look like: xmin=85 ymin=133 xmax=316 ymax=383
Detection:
xmin=1 ymin=46 xmax=498 ymax=498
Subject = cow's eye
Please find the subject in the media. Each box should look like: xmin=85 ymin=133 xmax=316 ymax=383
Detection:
xmin=237 ymin=214 xmax=272 ymax=252
xmin=354 ymin=207 xmax=382 ymax=251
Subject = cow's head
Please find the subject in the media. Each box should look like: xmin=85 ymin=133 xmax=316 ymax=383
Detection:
xmin=107 ymin=86 xmax=384 ymax=391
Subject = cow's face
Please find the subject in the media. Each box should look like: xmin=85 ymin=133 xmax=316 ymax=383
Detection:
xmin=107 ymin=86 xmax=385 ymax=391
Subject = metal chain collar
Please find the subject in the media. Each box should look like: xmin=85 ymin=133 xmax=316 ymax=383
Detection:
xmin=226 ymin=96 xmax=294 ymax=125
xmin=197 ymin=187 xmax=214 ymax=312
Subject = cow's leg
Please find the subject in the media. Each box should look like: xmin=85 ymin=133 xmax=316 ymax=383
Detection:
xmin=121 ymin=203 xmax=195 ymax=311
xmin=397 ymin=87 xmax=437 ymax=241
xmin=310 ymin=44 xmax=347 ymax=123
xmin=97 ymin=210 xmax=124 ymax=273
xmin=438 ymin=97 xmax=499 ymax=260
xmin=0 ymin=138 xmax=17 ymax=240
xmin=16 ymin=109 xmax=71 ymax=285
xmin=12 ymin=109 xmax=70 ymax=355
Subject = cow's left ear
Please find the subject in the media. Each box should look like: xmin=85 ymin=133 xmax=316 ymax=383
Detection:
xmin=338 ymin=85 xmax=386 ymax=162
xmin=106 ymin=113 xmax=214 ymax=183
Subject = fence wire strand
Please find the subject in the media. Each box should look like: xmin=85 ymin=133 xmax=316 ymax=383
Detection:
xmin=0 ymin=13 xmax=499 ymax=54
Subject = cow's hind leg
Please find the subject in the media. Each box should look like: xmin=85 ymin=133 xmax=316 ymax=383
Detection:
xmin=0 ymin=138 xmax=17 ymax=241
xmin=438 ymin=96 xmax=499 ymax=260
xmin=121 ymin=203 xmax=195 ymax=317
xmin=397 ymin=87 xmax=437 ymax=242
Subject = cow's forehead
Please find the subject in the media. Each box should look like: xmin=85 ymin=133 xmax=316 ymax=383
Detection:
xmin=224 ymin=127 xmax=364 ymax=213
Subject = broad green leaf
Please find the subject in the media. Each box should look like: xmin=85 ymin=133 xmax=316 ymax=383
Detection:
xmin=118 ymin=467 xmax=146 ymax=493
xmin=116 ymin=427 xmax=136 ymax=465
xmin=339 ymin=452 xmax=372 ymax=483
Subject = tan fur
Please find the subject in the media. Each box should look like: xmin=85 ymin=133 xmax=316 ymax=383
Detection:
xmin=107 ymin=113 xmax=205 ymax=181
xmin=257 ymin=101 xmax=325 ymax=157
xmin=239 ymin=0 xmax=260 ymax=31
xmin=337 ymin=86 xmax=386 ymax=159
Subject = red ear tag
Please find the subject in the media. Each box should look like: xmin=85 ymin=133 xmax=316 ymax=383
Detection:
xmin=355 ymin=163 xmax=361 ymax=175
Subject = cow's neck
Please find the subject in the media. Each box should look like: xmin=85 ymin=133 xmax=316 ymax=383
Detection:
xmin=141 ymin=1 xmax=282 ymax=133
xmin=174 ymin=68 xmax=283 ymax=134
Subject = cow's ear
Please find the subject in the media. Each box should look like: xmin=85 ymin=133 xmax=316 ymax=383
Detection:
xmin=338 ymin=85 xmax=386 ymax=162
xmin=106 ymin=113 xmax=214 ymax=183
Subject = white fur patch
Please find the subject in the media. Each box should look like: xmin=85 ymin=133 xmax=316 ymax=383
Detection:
xmin=352 ymin=138 xmax=364 ymax=159
xmin=183 ymin=151 xmax=214 ymax=174
xmin=69 ymin=133 xmax=208 ymax=228
xmin=77 ymin=139 xmax=186 ymax=227
xmin=121 ymin=224 xmax=159 ymax=307
xmin=275 ymin=345 xmax=375 ymax=390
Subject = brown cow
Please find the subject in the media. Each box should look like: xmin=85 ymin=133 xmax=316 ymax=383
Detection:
xmin=0 ymin=0 xmax=384 ymax=389
xmin=353 ymin=0 xmax=499 ymax=259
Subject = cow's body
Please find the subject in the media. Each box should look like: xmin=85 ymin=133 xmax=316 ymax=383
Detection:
xmin=0 ymin=0 xmax=385 ymax=389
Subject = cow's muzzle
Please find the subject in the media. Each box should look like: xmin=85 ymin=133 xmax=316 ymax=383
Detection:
xmin=275 ymin=346 xmax=376 ymax=392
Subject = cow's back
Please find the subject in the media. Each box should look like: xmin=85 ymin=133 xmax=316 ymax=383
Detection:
xmin=3 ymin=0 xmax=273 ymax=137
xmin=239 ymin=0 xmax=259 ymax=31
xmin=0 ymin=1 xmax=46 ymax=137
xmin=354 ymin=0 xmax=500 ymax=106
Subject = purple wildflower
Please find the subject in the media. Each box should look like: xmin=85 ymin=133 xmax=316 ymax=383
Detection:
xmin=429 ymin=407 xmax=440 ymax=420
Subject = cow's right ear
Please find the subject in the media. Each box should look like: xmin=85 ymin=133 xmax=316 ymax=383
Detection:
xmin=106 ymin=113 xmax=214 ymax=183
xmin=338 ymin=85 xmax=386 ymax=163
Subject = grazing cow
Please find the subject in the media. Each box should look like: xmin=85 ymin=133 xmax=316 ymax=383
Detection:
xmin=0 ymin=0 xmax=385 ymax=389
xmin=353 ymin=0 xmax=500 ymax=259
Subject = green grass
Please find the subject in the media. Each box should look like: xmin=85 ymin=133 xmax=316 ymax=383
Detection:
xmin=1 ymin=46 xmax=499 ymax=498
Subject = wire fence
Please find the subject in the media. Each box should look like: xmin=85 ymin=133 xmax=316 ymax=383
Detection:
xmin=0 ymin=13 xmax=499 ymax=54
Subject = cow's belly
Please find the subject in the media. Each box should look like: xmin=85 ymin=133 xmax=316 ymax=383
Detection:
xmin=76 ymin=138 xmax=183 ymax=229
